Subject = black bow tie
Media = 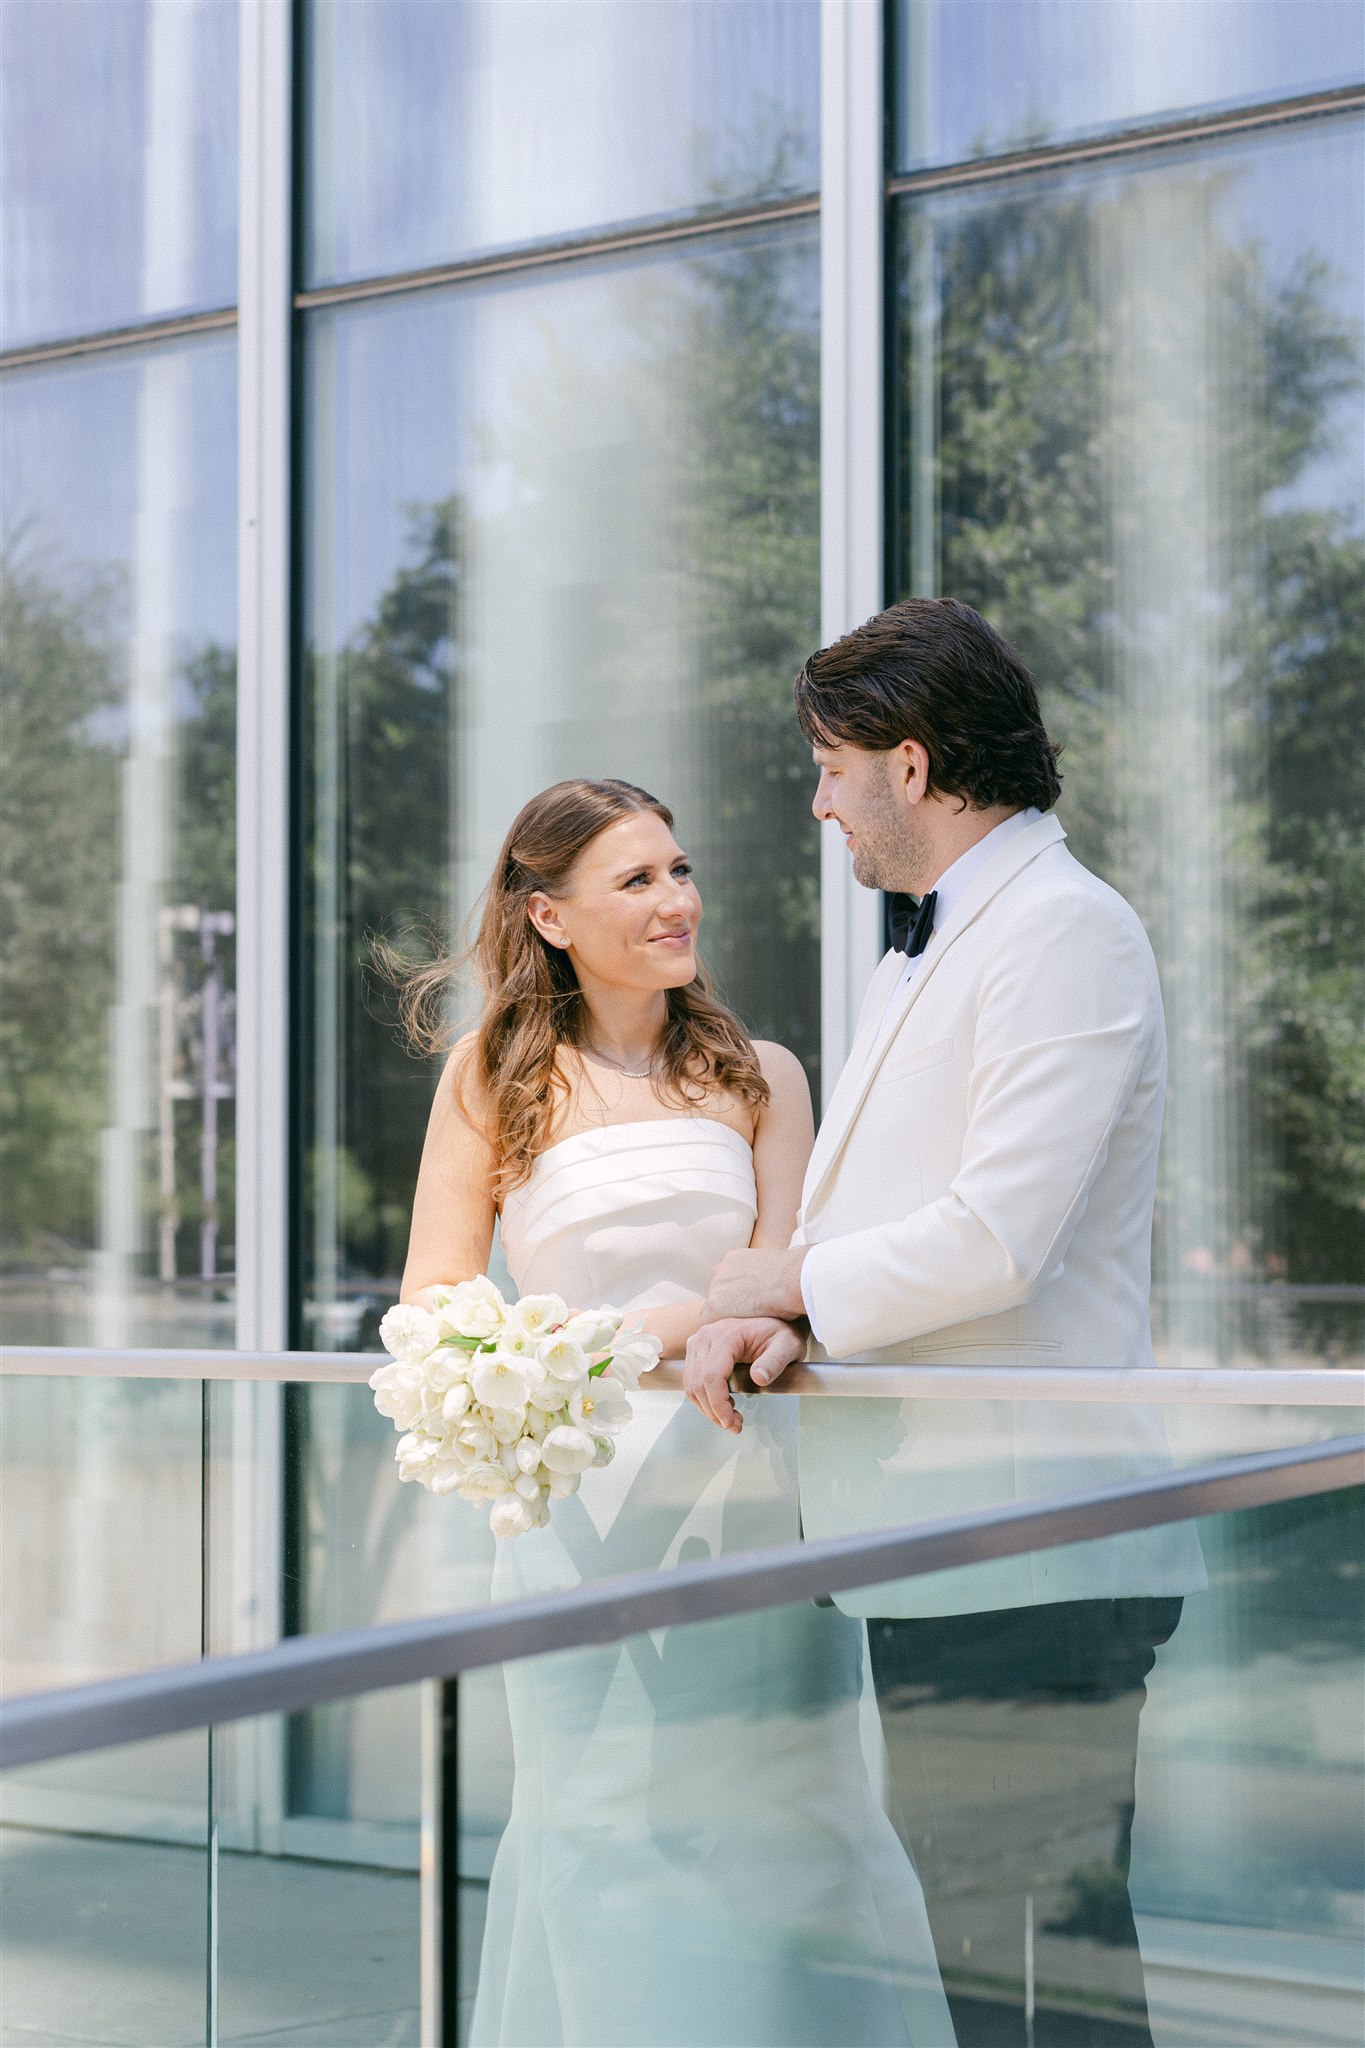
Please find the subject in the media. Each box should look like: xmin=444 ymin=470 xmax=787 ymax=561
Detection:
xmin=888 ymin=890 xmax=938 ymax=958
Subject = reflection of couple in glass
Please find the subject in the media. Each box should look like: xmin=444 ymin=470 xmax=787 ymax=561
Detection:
xmin=397 ymin=598 xmax=1203 ymax=2047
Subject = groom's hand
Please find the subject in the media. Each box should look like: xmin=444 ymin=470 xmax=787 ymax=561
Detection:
xmin=701 ymin=1245 xmax=809 ymax=1323
xmin=684 ymin=1318 xmax=806 ymax=1433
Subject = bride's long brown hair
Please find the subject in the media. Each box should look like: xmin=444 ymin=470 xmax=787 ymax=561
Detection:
xmin=394 ymin=778 xmax=769 ymax=1200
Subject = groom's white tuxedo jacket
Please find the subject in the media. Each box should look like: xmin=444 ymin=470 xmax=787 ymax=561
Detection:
xmin=794 ymin=810 xmax=1206 ymax=1618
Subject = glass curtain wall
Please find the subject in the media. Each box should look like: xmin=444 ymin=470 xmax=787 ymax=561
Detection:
xmin=890 ymin=13 xmax=1365 ymax=1375
xmin=0 ymin=0 xmax=239 ymax=2024
xmin=292 ymin=0 xmax=821 ymax=1859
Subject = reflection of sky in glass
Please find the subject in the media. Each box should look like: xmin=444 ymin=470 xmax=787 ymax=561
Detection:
xmin=0 ymin=0 xmax=238 ymax=351
xmin=1222 ymin=118 xmax=1364 ymax=517
xmin=894 ymin=0 xmax=1364 ymax=170
xmin=303 ymin=0 xmax=819 ymax=287
xmin=1 ymin=336 xmax=238 ymax=655
xmin=305 ymin=248 xmax=709 ymax=645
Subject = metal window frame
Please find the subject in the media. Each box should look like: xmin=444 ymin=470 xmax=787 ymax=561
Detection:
xmin=818 ymin=0 xmax=888 ymax=1098
xmin=4 ymin=1344 xmax=1364 ymax=1410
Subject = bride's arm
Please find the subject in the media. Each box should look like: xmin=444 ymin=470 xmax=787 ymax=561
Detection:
xmin=626 ymin=1043 xmax=815 ymax=1358
xmin=401 ymin=1037 xmax=498 ymax=1303
xmin=747 ymin=1041 xmax=815 ymax=1250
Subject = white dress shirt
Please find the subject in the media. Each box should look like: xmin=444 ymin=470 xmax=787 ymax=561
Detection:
xmin=801 ymin=806 xmax=1041 ymax=1343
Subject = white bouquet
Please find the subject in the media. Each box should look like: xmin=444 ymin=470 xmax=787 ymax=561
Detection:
xmin=369 ymin=1279 xmax=662 ymax=1538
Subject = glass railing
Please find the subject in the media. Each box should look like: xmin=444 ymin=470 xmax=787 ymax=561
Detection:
xmin=2 ymin=1348 xmax=1361 ymax=2046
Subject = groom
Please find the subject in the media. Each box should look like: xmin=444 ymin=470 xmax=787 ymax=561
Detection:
xmin=686 ymin=598 xmax=1204 ymax=2045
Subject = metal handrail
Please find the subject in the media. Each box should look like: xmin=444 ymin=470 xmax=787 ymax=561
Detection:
xmin=2 ymin=1345 xmax=1362 ymax=1404
xmin=3 ymin=1434 xmax=1361 ymax=1772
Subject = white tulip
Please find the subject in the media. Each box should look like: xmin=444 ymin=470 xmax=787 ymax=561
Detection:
xmin=487 ymin=1404 xmax=528 ymax=1443
xmin=513 ymin=1472 xmax=542 ymax=1502
xmin=459 ymin=1460 xmax=513 ymax=1501
xmin=423 ymin=1349 xmax=469 ymax=1393
xmin=369 ymin=1362 xmax=426 ymax=1432
xmin=538 ymin=1334 xmax=589 ymax=1385
xmin=603 ymin=1330 xmax=663 ymax=1389
xmin=591 ymin=1435 xmax=616 ymax=1468
xmin=436 ymin=1275 xmax=507 ymax=1342
xmin=457 ymin=1422 xmax=497 ymax=1463
xmin=539 ymin=1424 xmax=597 ymax=1475
xmin=471 ymin=1354 xmax=533 ymax=1410
xmin=489 ymin=1494 xmax=536 ymax=1539
xmin=506 ymin=1293 xmax=569 ymax=1339
xmin=570 ymin=1376 xmax=632 ymax=1435
xmin=378 ymin=1303 xmax=441 ymax=1366
xmin=441 ymin=1382 xmax=472 ymax=1425
xmin=527 ymin=1378 xmax=569 ymax=1414
xmin=396 ymin=1432 xmax=441 ymax=1482
xmin=560 ymin=1308 xmax=621 ymax=1355
xmin=495 ymin=1324 xmax=549 ymax=1377
xmin=547 ymin=1471 xmax=581 ymax=1499
xmin=514 ymin=1437 xmax=542 ymax=1475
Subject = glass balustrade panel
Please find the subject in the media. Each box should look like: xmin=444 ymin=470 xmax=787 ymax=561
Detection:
xmin=193 ymin=1477 xmax=1362 ymax=2048
xmin=0 ymin=1731 xmax=210 ymax=2047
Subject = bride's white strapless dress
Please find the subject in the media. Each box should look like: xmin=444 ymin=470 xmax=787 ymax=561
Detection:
xmin=470 ymin=1118 xmax=953 ymax=2048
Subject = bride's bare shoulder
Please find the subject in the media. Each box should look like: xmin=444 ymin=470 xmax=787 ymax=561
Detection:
xmin=435 ymin=1032 xmax=492 ymax=1137
xmin=750 ymin=1041 xmax=814 ymax=1123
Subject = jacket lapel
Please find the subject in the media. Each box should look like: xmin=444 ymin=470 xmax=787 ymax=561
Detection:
xmin=801 ymin=950 xmax=904 ymax=1200
xmin=803 ymin=812 xmax=1067 ymax=1218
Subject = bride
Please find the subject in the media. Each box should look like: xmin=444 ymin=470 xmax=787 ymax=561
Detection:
xmin=399 ymin=778 xmax=952 ymax=2047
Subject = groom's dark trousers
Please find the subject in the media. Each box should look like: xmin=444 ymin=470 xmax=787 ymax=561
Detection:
xmin=868 ymin=1595 xmax=1183 ymax=2048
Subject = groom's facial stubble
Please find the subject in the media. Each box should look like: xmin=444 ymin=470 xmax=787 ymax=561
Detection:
xmin=813 ymin=744 xmax=930 ymax=894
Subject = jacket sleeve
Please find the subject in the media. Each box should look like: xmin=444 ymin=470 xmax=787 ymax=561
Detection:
xmin=800 ymin=898 xmax=1162 ymax=1359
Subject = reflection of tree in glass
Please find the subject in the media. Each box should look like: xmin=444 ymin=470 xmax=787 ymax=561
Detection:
xmin=302 ymin=498 xmax=462 ymax=1311
xmin=0 ymin=555 xmax=237 ymax=1299
xmin=0 ymin=560 xmax=119 ymax=1266
xmin=892 ymin=185 xmax=1363 ymax=1334
xmin=307 ymin=230 xmax=820 ymax=1306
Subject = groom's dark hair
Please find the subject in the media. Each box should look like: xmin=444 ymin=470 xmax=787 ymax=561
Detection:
xmin=794 ymin=597 xmax=1062 ymax=812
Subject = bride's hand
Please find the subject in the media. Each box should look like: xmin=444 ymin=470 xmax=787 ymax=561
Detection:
xmin=683 ymin=1318 xmax=806 ymax=1433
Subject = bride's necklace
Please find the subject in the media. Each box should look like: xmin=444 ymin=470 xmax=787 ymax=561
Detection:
xmin=581 ymin=1040 xmax=659 ymax=1082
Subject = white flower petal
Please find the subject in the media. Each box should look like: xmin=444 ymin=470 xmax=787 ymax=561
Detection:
xmin=489 ymin=1494 xmax=536 ymax=1539
xmin=507 ymin=1293 xmax=569 ymax=1339
xmin=441 ymin=1382 xmax=472 ymax=1424
xmin=539 ymin=1424 xmax=596 ymax=1475
xmin=471 ymin=1355 xmax=533 ymax=1409
xmin=538 ymin=1335 xmax=589 ymax=1384
xmin=560 ymin=1308 xmax=621 ymax=1355
xmin=603 ymin=1330 xmax=663 ymax=1388
xmin=458 ymin=1460 xmax=513 ymax=1502
xmin=378 ymin=1303 xmax=441 ymax=1366
xmin=436 ymin=1276 xmax=507 ymax=1341
xmin=571 ymin=1377 xmax=632 ymax=1434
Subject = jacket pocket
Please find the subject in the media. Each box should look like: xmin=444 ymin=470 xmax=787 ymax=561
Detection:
xmin=880 ymin=1034 xmax=954 ymax=1083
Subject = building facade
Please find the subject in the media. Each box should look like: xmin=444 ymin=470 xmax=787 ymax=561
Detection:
xmin=2 ymin=0 xmax=1362 ymax=2034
